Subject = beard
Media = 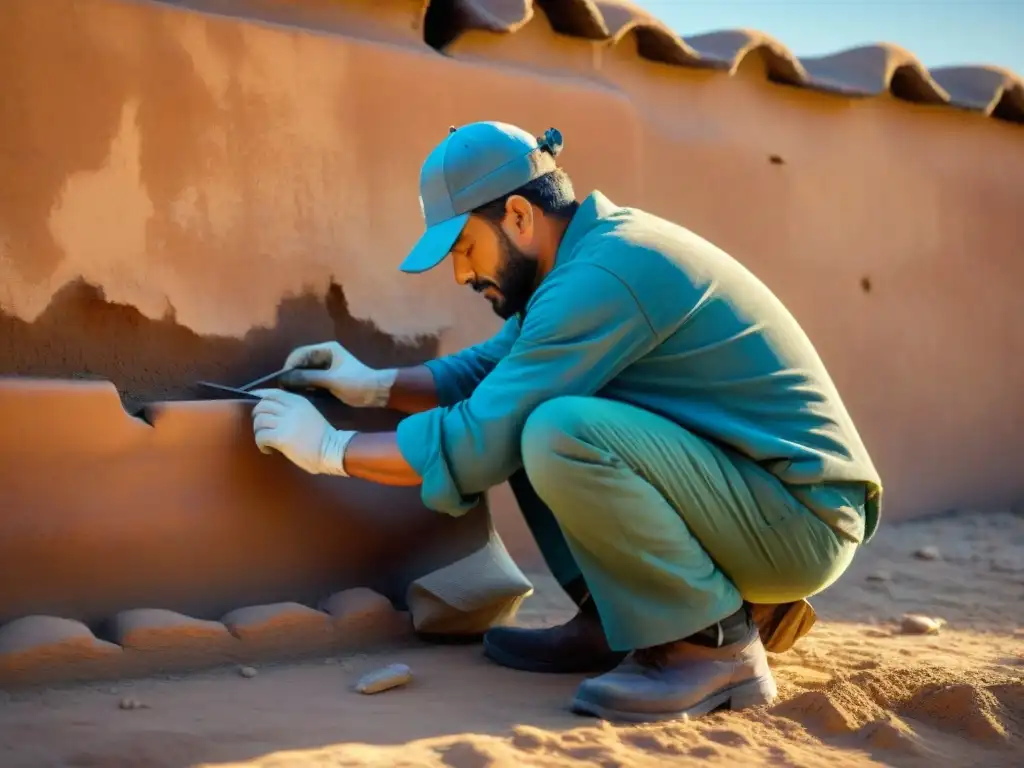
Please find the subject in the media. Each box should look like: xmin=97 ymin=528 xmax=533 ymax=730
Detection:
xmin=470 ymin=228 xmax=539 ymax=320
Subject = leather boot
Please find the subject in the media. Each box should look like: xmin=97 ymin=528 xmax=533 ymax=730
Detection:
xmin=570 ymin=618 xmax=778 ymax=722
xmin=482 ymin=578 xmax=627 ymax=673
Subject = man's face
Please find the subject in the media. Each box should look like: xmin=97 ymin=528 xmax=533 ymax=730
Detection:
xmin=449 ymin=197 xmax=539 ymax=319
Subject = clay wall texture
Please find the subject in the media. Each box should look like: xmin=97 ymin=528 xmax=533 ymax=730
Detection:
xmin=2 ymin=0 xmax=1023 ymax=525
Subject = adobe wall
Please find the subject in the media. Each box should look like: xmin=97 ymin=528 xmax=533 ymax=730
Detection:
xmin=1 ymin=0 xmax=1022 ymax=528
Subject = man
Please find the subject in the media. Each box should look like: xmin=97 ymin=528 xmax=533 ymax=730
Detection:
xmin=250 ymin=121 xmax=882 ymax=723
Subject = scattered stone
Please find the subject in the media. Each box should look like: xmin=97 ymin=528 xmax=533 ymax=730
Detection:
xmin=913 ymin=546 xmax=940 ymax=561
xmin=900 ymin=614 xmax=946 ymax=635
xmin=866 ymin=570 xmax=891 ymax=582
xmin=238 ymin=665 xmax=258 ymax=678
xmin=118 ymin=696 xmax=145 ymax=710
xmin=354 ymin=662 xmax=412 ymax=695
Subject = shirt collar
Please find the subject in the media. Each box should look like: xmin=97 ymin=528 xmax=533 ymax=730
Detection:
xmin=552 ymin=190 xmax=617 ymax=271
xmin=517 ymin=190 xmax=618 ymax=322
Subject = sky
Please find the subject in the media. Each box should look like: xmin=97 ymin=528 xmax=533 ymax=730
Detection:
xmin=631 ymin=1 xmax=1022 ymax=73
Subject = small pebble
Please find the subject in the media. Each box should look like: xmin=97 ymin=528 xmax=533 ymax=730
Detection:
xmin=118 ymin=696 xmax=145 ymax=710
xmin=866 ymin=570 xmax=891 ymax=582
xmin=355 ymin=663 xmax=412 ymax=695
xmin=239 ymin=666 xmax=258 ymax=678
xmin=913 ymin=546 xmax=939 ymax=561
xmin=900 ymin=614 xmax=945 ymax=635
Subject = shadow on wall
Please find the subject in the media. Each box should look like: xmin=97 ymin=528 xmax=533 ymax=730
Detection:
xmin=0 ymin=279 xmax=439 ymax=412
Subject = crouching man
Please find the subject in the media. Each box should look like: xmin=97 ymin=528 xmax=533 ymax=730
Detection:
xmin=249 ymin=122 xmax=882 ymax=723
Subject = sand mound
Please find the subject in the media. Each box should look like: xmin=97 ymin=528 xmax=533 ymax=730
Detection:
xmin=0 ymin=510 xmax=1021 ymax=768
xmin=773 ymin=660 xmax=1023 ymax=758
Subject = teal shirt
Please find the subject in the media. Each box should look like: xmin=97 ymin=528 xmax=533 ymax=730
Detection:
xmin=396 ymin=192 xmax=882 ymax=543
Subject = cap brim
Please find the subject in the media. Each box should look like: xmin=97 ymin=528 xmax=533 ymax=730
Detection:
xmin=399 ymin=212 xmax=470 ymax=274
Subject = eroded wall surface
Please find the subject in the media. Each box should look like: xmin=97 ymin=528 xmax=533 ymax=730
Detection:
xmin=2 ymin=0 xmax=1023 ymax=524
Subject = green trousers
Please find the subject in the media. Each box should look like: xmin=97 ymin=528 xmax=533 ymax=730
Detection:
xmin=513 ymin=395 xmax=862 ymax=652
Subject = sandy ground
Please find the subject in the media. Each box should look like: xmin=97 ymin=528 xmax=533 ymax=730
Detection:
xmin=1 ymin=509 xmax=1021 ymax=768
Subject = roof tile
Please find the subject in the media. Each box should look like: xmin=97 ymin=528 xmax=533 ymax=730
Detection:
xmin=426 ymin=0 xmax=1023 ymax=125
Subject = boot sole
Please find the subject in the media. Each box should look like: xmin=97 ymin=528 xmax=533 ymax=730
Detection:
xmin=569 ymin=675 xmax=778 ymax=723
xmin=482 ymin=635 xmax=628 ymax=674
xmin=416 ymin=631 xmax=484 ymax=645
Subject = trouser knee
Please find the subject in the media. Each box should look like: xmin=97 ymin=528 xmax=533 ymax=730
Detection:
xmin=520 ymin=396 xmax=596 ymax=509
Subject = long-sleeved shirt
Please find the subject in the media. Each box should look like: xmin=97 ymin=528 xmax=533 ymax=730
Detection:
xmin=396 ymin=191 xmax=882 ymax=544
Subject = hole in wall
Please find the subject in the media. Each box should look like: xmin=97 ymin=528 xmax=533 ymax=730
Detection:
xmin=860 ymin=276 xmax=872 ymax=293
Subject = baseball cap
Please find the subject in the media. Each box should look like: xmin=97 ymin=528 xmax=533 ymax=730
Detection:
xmin=399 ymin=121 xmax=564 ymax=274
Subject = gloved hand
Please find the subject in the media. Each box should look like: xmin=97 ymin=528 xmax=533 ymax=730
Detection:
xmin=251 ymin=389 xmax=356 ymax=476
xmin=278 ymin=341 xmax=397 ymax=408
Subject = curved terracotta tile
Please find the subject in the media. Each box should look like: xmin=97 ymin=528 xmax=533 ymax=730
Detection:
xmin=451 ymin=0 xmax=533 ymax=34
xmin=422 ymin=0 xmax=534 ymax=50
xmin=684 ymin=29 xmax=807 ymax=85
xmin=158 ymin=0 xmax=1022 ymax=123
xmin=931 ymin=66 xmax=1024 ymax=122
xmin=796 ymin=44 xmax=949 ymax=103
xmin=595 ymin=0 xmax=703 ymax=67
xmin=534 ymin=0 xmax=608 ymax=39
xmin=426 ymin=0 xmax=1021 ymax=123
xmin=990 ymin=79 xmax=1024 ymax=123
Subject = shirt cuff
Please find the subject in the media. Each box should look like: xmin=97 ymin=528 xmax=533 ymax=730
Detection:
xmin=396 ymin=409 xmax=480 ymax=517
xmin=423 ymin=359 xmax=465 ymax=408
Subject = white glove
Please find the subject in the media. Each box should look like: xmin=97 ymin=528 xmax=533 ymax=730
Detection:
xmin=278 ymin=341 xmax=397 ymax=408
xmin=250 ymin=389 xmax=356 ymax=476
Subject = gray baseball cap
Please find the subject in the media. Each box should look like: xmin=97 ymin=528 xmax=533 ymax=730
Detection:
xmin=399 ymin=121 xmax=564 ymax=274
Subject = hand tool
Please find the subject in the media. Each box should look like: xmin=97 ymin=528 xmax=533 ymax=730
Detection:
xmin=239 ymin=359 xmax=330 ymax=391
xmin=195 ymin=357 xmax=331 ymax=400
xmin=195 ymin=382 xmax=265 ymax=400
xmin=238 ymin=366 xmax=295 ymax=391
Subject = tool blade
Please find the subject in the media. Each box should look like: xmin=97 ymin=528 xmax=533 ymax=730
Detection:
xmin=195 ymin=382 xmax=264 ymax=400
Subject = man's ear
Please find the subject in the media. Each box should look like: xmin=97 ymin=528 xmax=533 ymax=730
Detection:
xmin=504 ymin=195 xmax=535 ymax=239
